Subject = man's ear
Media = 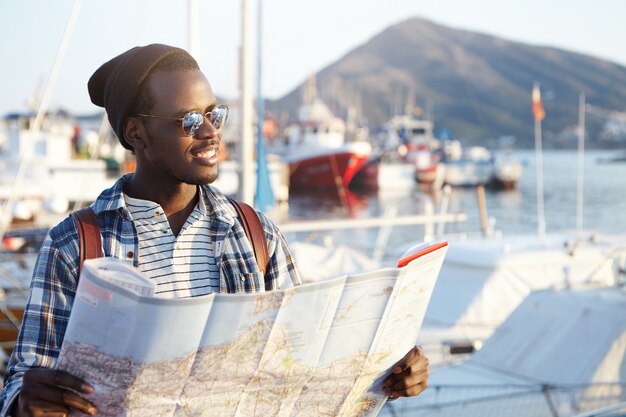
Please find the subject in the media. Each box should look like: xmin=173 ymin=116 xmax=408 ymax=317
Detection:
xmin=123 ymin=117 xmax=147 ymax=151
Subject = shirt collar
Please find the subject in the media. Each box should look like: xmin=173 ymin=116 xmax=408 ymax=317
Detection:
xmin=201 ymin=184 xmax=236 ymax=226
xmin=91 ymin=173 xmax=236 ymax=227
xmin=91 ymin=173 xmax=132 ymax=216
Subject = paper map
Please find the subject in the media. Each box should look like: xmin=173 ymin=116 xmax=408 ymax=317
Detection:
xmin=57 ymin=244 xmax=447 ymax=417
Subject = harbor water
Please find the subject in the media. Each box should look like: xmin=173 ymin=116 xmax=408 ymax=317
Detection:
xmin=282 ymin=149 xmax=626 ymax=264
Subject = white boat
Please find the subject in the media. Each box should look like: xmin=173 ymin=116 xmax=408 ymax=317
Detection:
xmin=419 ymin=232 xmax=622 ymax=366
xmin=443 ymin=145 xmax=493 ymax=187
xmin=381 ymin=283 xmax=626 ymax=417
xmin=270 ymin=77 xmax=372 ymax=192
xmin=0 ymin=112 xmax=115 ymax=221
xmin=491 ymin=152 xmax=523 ymax=189
xmin=383 ymin=115 xmax=436 ymax=156
xmin=351 ymin=115 xmax=440 ymax=192
xmin=414 ymin=144 xmax=446 ymax=190
xmin=376 ymin=162 xmax=419 ymax=191
xmin=440 ymin=144 xmax=523 ymax=189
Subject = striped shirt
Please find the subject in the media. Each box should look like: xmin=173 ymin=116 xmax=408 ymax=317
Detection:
xmin=125 ymin=190 xmax=220 ymax=297
xmin=0 ymin=174 xmax=300 ymax=415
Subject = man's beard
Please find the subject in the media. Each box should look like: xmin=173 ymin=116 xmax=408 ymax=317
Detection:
xmin=164 ymin=165 xmax=218 ymax=186
xmin=146 ymin=130 xmax=219 ymax=185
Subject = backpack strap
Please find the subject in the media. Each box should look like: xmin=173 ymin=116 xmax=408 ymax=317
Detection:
xmin=227 ymin=198 xmax=271 ymax=289
xmin=70 ymin=207 xmax=102 ymax=275
xmin=69 ymin=201 xmax=272 ymax=289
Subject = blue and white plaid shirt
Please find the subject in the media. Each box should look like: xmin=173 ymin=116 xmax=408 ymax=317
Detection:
xmin=0 ymin=174 xmax=300 ymax=415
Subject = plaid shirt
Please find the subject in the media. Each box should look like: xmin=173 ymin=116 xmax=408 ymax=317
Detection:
xmin=0 ymin=174 xmax=300 ymax=415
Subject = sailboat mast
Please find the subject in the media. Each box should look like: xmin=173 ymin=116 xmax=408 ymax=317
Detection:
xmin=0 ymin=0 xmax=82 ymax=239
xmin=576 ymin=93 xmax=586 ymax=235
xmin=239 ymin=0 xmax=255 ymax=204
xmin=188 ymin=0 xmax=199 ymax=59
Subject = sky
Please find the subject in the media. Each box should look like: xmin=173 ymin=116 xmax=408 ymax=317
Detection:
xmin=1 ymin=0 xmax=625 ymax=117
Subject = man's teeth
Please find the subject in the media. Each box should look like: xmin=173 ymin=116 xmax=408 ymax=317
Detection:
xmin=196 ymin=149 xmax=216 ymax=158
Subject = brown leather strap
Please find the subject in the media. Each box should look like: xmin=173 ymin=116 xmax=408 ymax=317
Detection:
xmin=228 ymin=198 xmax=271 ymax=288
xmin=69 ymin=202 xmax=270 ymax=288
xmin=70 ymin=207 xmax=102 ymax=275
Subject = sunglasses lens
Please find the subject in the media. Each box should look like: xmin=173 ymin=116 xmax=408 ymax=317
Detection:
xmin=210 ymin=105 xmax=229 ymax=130
xmin=182 ymin=112 xmax=203 ymax=135
xmin=179 ymin=106 xmax=228 ymax=136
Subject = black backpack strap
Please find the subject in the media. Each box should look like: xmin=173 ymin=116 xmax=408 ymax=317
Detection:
xmin=70 ymin=207 xmax=102 ymax=276
xmin=227 ymin=197 xmax=271 ymax=289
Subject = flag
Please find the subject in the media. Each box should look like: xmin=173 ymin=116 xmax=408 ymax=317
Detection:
xmin=532 ymin=83 xmax=545 ymax=121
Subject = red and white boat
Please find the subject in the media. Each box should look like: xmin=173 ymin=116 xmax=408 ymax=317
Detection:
xmin=351 ymin=114 xmax=442 ymax=192
xmin=273 ymin=79 xmax=372 ymax=192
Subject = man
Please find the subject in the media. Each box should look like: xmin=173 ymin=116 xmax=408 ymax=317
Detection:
xmin=0 ymin=44 xmax=429 ymax=416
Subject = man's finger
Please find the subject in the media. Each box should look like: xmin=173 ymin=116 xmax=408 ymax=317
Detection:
xmin=387 ymin=366 xmax=428 ymax=391
xmin=20 ymin=383 xmax=98 ymax=416
xmin=390 ymin=345 xmax=424 ymax=374
xmin=389 ymin=380 xmax=429 ymax=398
xmin=382 ymin=346 xmax=429 ymax=398
xmin=18 ymin=397 xmax=70 ymax=417
xmin=383 ymin=347 xmax=428 ymax=387
xmin=24 ymin=368 xmax=93 ymax=394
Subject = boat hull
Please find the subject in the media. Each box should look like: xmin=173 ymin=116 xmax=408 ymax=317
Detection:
xmin=444 ymin=160 xmax=493 ymax=187
xmin=349 ymin=157 xmax=380 ymax=190
xmin=289 ymin=151 xmax=370 ymax=191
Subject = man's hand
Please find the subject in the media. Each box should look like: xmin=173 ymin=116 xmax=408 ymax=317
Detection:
xmin=382 ymin=345 xmax=429 ymax=400
xmin=16 ymin=368 xmax=97 ymax=416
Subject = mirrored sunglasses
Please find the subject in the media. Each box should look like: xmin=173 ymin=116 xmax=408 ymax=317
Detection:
xmin=136 ymin=104 xmax=229 ymax=136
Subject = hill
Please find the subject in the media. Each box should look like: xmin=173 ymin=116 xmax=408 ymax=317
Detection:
xmin=268 ymin=17 xmax=626 ymax=148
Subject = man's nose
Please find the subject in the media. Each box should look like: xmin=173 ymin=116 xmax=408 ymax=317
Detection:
xmin=194 ymin=114 xmax=218 ymax=139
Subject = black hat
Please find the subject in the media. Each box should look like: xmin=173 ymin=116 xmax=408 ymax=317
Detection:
xmin=88 ymin=44 xmax=195 ymax=149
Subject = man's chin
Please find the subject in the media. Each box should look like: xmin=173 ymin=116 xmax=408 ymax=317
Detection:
xmin=205 ymin=172 xmax=218 ymax=185
xmin=187 ymin=173 xmax=218 ymax=186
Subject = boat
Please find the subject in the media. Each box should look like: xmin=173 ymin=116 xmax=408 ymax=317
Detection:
xmin=490 ymin=152 xmax=523 ymax=189
xmin=380 ymin=283 xmax=626 ymax=417
xmin=0 ymin=111 xmax=115 ymax=222
xmin=443 ymin=145 xmax=493 ymax=187
xmin=418 ymin=232 xmax=623 ymax=366
xmin=596 ymin=150 xmax=626 ymax=164
xmin=414 ymin=143 xmax=446 ymax=190
xmin=351 ymin=114 xmax=440 ymax=192
xmin=383 ymin=115 xmax=436 ymax=158
xmin=270 ymin=77 xmax=372 ymax=193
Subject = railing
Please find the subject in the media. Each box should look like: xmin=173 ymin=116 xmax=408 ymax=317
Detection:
xmin=571 ymin=401 xmax=626 ymax=417
xmin=279 ymin=189 xmax=469 ymax=264
xmin=380 ymin=382 xmax=626 ymax=417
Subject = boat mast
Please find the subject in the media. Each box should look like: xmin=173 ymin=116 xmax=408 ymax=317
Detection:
xmin=576 ymin=93 xmax=586 ymax=235
xmin=188 ymin=0 xmax=199 ymax=59
xmin=239 ymin=0 xmax=255 ymax=204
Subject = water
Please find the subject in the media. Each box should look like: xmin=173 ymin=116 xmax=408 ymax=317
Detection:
xmin=282 ymin=149 xmax=626 ymax=262
xmin=478 ymin=149 xmax=626 ymax=234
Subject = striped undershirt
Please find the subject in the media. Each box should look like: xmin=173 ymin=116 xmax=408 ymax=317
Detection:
xmin=123 ymin=188 xmax=219 ymax=299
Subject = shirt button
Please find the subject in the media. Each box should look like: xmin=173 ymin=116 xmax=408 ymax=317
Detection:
xmin=162 ymin=229 xmax=168 ymax=234
xmin=155 ymin=211 xmax=161 ymax=217
xmin=127 ymin=251 xmax=134 ymax=259
xmin=240 ymin=275 xmax=246 ymax=282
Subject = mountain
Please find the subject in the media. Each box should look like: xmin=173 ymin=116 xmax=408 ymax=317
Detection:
xmin=267 ymin=17 xmax=626 ymax=147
